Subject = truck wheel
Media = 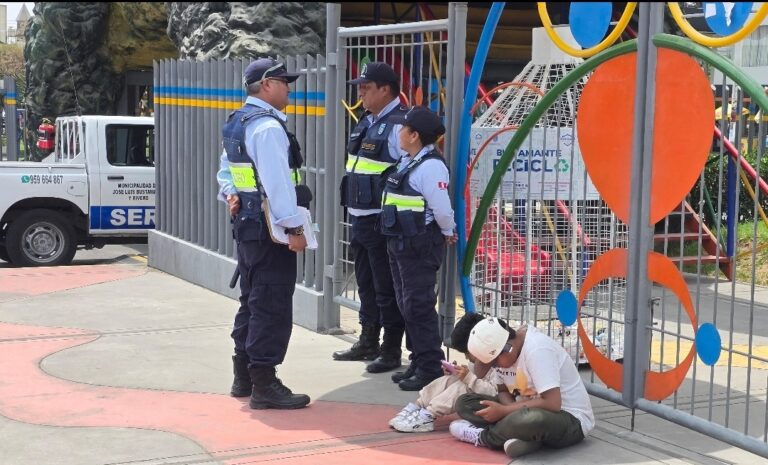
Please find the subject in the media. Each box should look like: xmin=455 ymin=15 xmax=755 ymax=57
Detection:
xmin=6 ymin=209 xmax=77 ymax=267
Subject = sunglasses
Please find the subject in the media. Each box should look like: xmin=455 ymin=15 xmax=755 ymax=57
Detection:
xmin=266 ymin=77 xmax=289 ymax=85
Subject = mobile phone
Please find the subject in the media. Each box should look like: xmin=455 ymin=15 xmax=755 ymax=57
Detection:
xmin=441 ymin=360 xmax=457 ymax=374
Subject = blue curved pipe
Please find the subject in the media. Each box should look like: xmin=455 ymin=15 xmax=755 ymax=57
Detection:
xmin=454 ymin=2 xmax=505 ymax=313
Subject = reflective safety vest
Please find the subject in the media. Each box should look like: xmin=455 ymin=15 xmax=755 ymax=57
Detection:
xmin=379 ymin=149 xmax=444 ymax=237
xmin=222 ymin=103 xmax=308 ymax=218
xmin=341 ymin=105 xmax=407 ymax=209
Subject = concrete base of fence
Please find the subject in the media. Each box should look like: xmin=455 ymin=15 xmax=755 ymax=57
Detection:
xmin=148 ymin=230 xmax=326 ymax=333
xmin=148 ymin=230 xmax=240 ymax=301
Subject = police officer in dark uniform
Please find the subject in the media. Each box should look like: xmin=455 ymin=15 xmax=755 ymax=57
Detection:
xmin=380 ymin=106 xmax=457 ymax=391
xmin=334 ymin=62 xmax=408 ymax=375
xmin=216 ymin=58 xmax=310 ymax=410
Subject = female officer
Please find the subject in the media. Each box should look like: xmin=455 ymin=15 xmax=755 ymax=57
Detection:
xmin=380 ymin=106 xmax=457 ymax=391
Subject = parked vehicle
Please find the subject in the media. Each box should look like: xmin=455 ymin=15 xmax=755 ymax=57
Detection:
xmin=0 ymin=115 xmax=155 ymax=266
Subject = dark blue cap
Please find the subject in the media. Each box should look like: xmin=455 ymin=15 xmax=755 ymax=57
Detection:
xmin=347 ymin=61 xmax=399 ymax=85
xmin=391 ymin=106 xmax=446 ymax=138
xmin=244 ymin=58 xmax=300 ymax=86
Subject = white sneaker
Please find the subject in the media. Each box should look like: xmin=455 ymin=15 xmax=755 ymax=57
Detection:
xmin=503 ymin=438 xmax=542 ymax=458
xmin=389 ymin=402 xmax=419 ymax=428
xmin=449 ymin=419 xmax=485 ymax=446
xmin=393 ymin=408 xmax=435 ymax=433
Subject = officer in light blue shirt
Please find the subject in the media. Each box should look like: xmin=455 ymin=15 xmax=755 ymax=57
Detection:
xmin=334 ymin=62 xmax=408 ymax=377
xmin=379 ymin=106 xmax=457 ymax=391
xmin=216 ymin=58 xmax=310 ymax=410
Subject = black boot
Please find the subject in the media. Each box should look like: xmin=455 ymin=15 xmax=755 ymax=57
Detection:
xmin=398 ymin=371 xmax=442 ymax=391
xmin=230 ymin=354 xmax=252 ymax=397
xmin=391 ymin=363 xmax=415 ymax=383
xmin=366 ymin=327 xmax=403 ymax=373
xmin=249 ymin=367 xmax=310 ymax=410
xmin=332 ymin=324 xmax=381 ymax=361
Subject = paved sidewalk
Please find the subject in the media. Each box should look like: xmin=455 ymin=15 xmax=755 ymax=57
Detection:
xmin=0 ymin=260 xmax=764 ymax=465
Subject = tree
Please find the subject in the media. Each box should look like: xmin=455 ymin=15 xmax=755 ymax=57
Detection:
xmin=0 ymin=43 xmax=26 ymax=104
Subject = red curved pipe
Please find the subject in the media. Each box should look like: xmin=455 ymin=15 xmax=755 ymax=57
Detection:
xmin=715 ymin=126 xmax=768 ymax=196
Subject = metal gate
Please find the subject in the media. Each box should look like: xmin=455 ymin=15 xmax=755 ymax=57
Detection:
xmin=326 ymin=4 xmax=467 ymax=341
xmin=463 ymin=2 xmax=768 ymax=457
xmin=152 ymin=53 xmax=328 ymax=322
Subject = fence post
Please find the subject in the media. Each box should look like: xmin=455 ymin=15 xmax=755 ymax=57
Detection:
xmin=3 ymin=77 xmax=18 ymax=161
xmin=441 ymin=2 xmax=468 ymax=342
xmin=322 ymin=2 xmax=342 ymax=331
xmin=623 ymin=2 xmax=664 ymax=410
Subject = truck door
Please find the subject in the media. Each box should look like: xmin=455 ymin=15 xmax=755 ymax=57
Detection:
xmin=91 ymin=123 xmax=156 ymax=234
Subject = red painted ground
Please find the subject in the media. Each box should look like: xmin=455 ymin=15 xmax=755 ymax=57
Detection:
xmin=0 ymin=264 xmax=146 ymax=301
xmin=0 ymin=265 xmax=504 ymax=464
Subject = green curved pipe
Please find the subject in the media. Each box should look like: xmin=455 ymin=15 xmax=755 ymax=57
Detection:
xmin=461 ymin=39 xmax=638 ymax=276
xmin=652 ymin=33 xmax=768 ymax=114
xmin=461 ymin=33 xmax=768 ymax=278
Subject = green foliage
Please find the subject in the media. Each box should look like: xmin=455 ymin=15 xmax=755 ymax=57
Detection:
xmin=0 ymin=43 xmax=26 ymax=103
xmin=691 ymin=149 xmax=768 ymax=226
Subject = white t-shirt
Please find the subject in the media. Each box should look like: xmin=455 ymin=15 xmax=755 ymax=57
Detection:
xmin=493 ymin=326 xmax=595 ymax=436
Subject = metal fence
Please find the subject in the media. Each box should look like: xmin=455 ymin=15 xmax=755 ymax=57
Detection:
xmin=153 ymin=54 xmax=327 ymax=291
xmin=1 ymin=76 xmax=19 ymax=161
xmin=464 ymin=2 xmax=768 ymax=457
xmin=328 ymin=4 xmax=467 ymax=341
xmin=150 ymin=1 xmax=768 ymax=456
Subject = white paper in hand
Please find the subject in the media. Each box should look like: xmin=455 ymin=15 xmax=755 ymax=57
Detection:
xmin=263 ymin=201 xmax=318 ymax=249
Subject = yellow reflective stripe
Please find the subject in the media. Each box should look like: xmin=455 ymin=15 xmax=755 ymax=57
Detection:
xmin=383 ymin=192 xmax=425 ymax=212
xmin=291 ymin=170 xmax=302 ymax=185
xmin=346 ymin=155 xmax=394 ymax=174
xmin=229 ymin=163 xmax=258 ymax=191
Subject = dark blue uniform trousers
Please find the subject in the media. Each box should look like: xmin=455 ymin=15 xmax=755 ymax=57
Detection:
xmin=350 ymin=214 xmax=405 ymax=331
xmin=232 ymin=236 xmax=297 ymax=368
xmin=387 ymin=223 xmax=446 ymax=378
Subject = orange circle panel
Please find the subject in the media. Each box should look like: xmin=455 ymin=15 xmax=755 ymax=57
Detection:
xmin=576 ymin=49 xmax=714 ymax=225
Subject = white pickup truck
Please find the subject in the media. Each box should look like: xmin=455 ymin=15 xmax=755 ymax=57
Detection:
xmin=0 ymin=115 xmax=155 ymax=266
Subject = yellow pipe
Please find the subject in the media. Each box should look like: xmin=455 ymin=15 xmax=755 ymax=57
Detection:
xmin=735 ymin=169 xmax=768 ymax=260
xmin=341 ymin=99 xmax=361 ymax=123
xmin=668 ymin=2 xmax=768 ymax=48
xmin=420 ymin=29 xmax=447 ymax=108
xmin=739 ymin=168 xmax=768 ymax=230
xmin=540 ymin=202 xmax=572 ymax=280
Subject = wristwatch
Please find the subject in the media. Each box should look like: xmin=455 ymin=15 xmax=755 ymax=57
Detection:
xmin=285 ymin=225 xmax=304 ymax=236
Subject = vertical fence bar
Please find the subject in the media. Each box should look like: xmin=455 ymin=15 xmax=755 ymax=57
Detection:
xmin=164 ymin=59 xmax=172 ymax=236
xmin=170 ymin=59 xmax=180 ymax=239
xmin=624 ymin=2 xmax=663 ymax=409
xmin=3 ymin=77 xmax=18 ymax=161
xmin=154 ymin=61 xmax=162 ymax=232
xmin=323 ymin=2 xmax=342 ymax=329
xmin=304 ymin=54 xmax=319 ymax=289
xmin=217 ymin=58 xmax=226 ymax=252
xmin=181 ymin=60 xmax=191 ymax=242
xmin=219 ymin=59 xmax=230 ymax=257
xmin=441 ymin=2 xmax=467 ymax=341
xmin=190 ymin=61 xmax=200 ymax=246
xmin=203 ymin=59 xmax=213 ymax=251
xmin=196 ymin=61 xmax=205 ymax=247
xmin=314 ymin=53 xmax=326 ymax=292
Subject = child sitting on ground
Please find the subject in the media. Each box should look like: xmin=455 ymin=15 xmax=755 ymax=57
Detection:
xmin=389 ymin=312 xmax=498 ymax=433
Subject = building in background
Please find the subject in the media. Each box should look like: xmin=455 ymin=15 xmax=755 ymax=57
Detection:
xmin=7 ymin=3 xmax=31 ymax=44
xmin=0 ymin=5 xmax=7 ymax=44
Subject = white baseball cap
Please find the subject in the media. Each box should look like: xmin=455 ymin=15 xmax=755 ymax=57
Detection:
xmin=468 ymin=317 xmax=511 ymax=364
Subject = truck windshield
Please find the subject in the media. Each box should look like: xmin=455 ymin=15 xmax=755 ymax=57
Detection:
xmin=106 ymin=125 xmax=154 ymax=167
